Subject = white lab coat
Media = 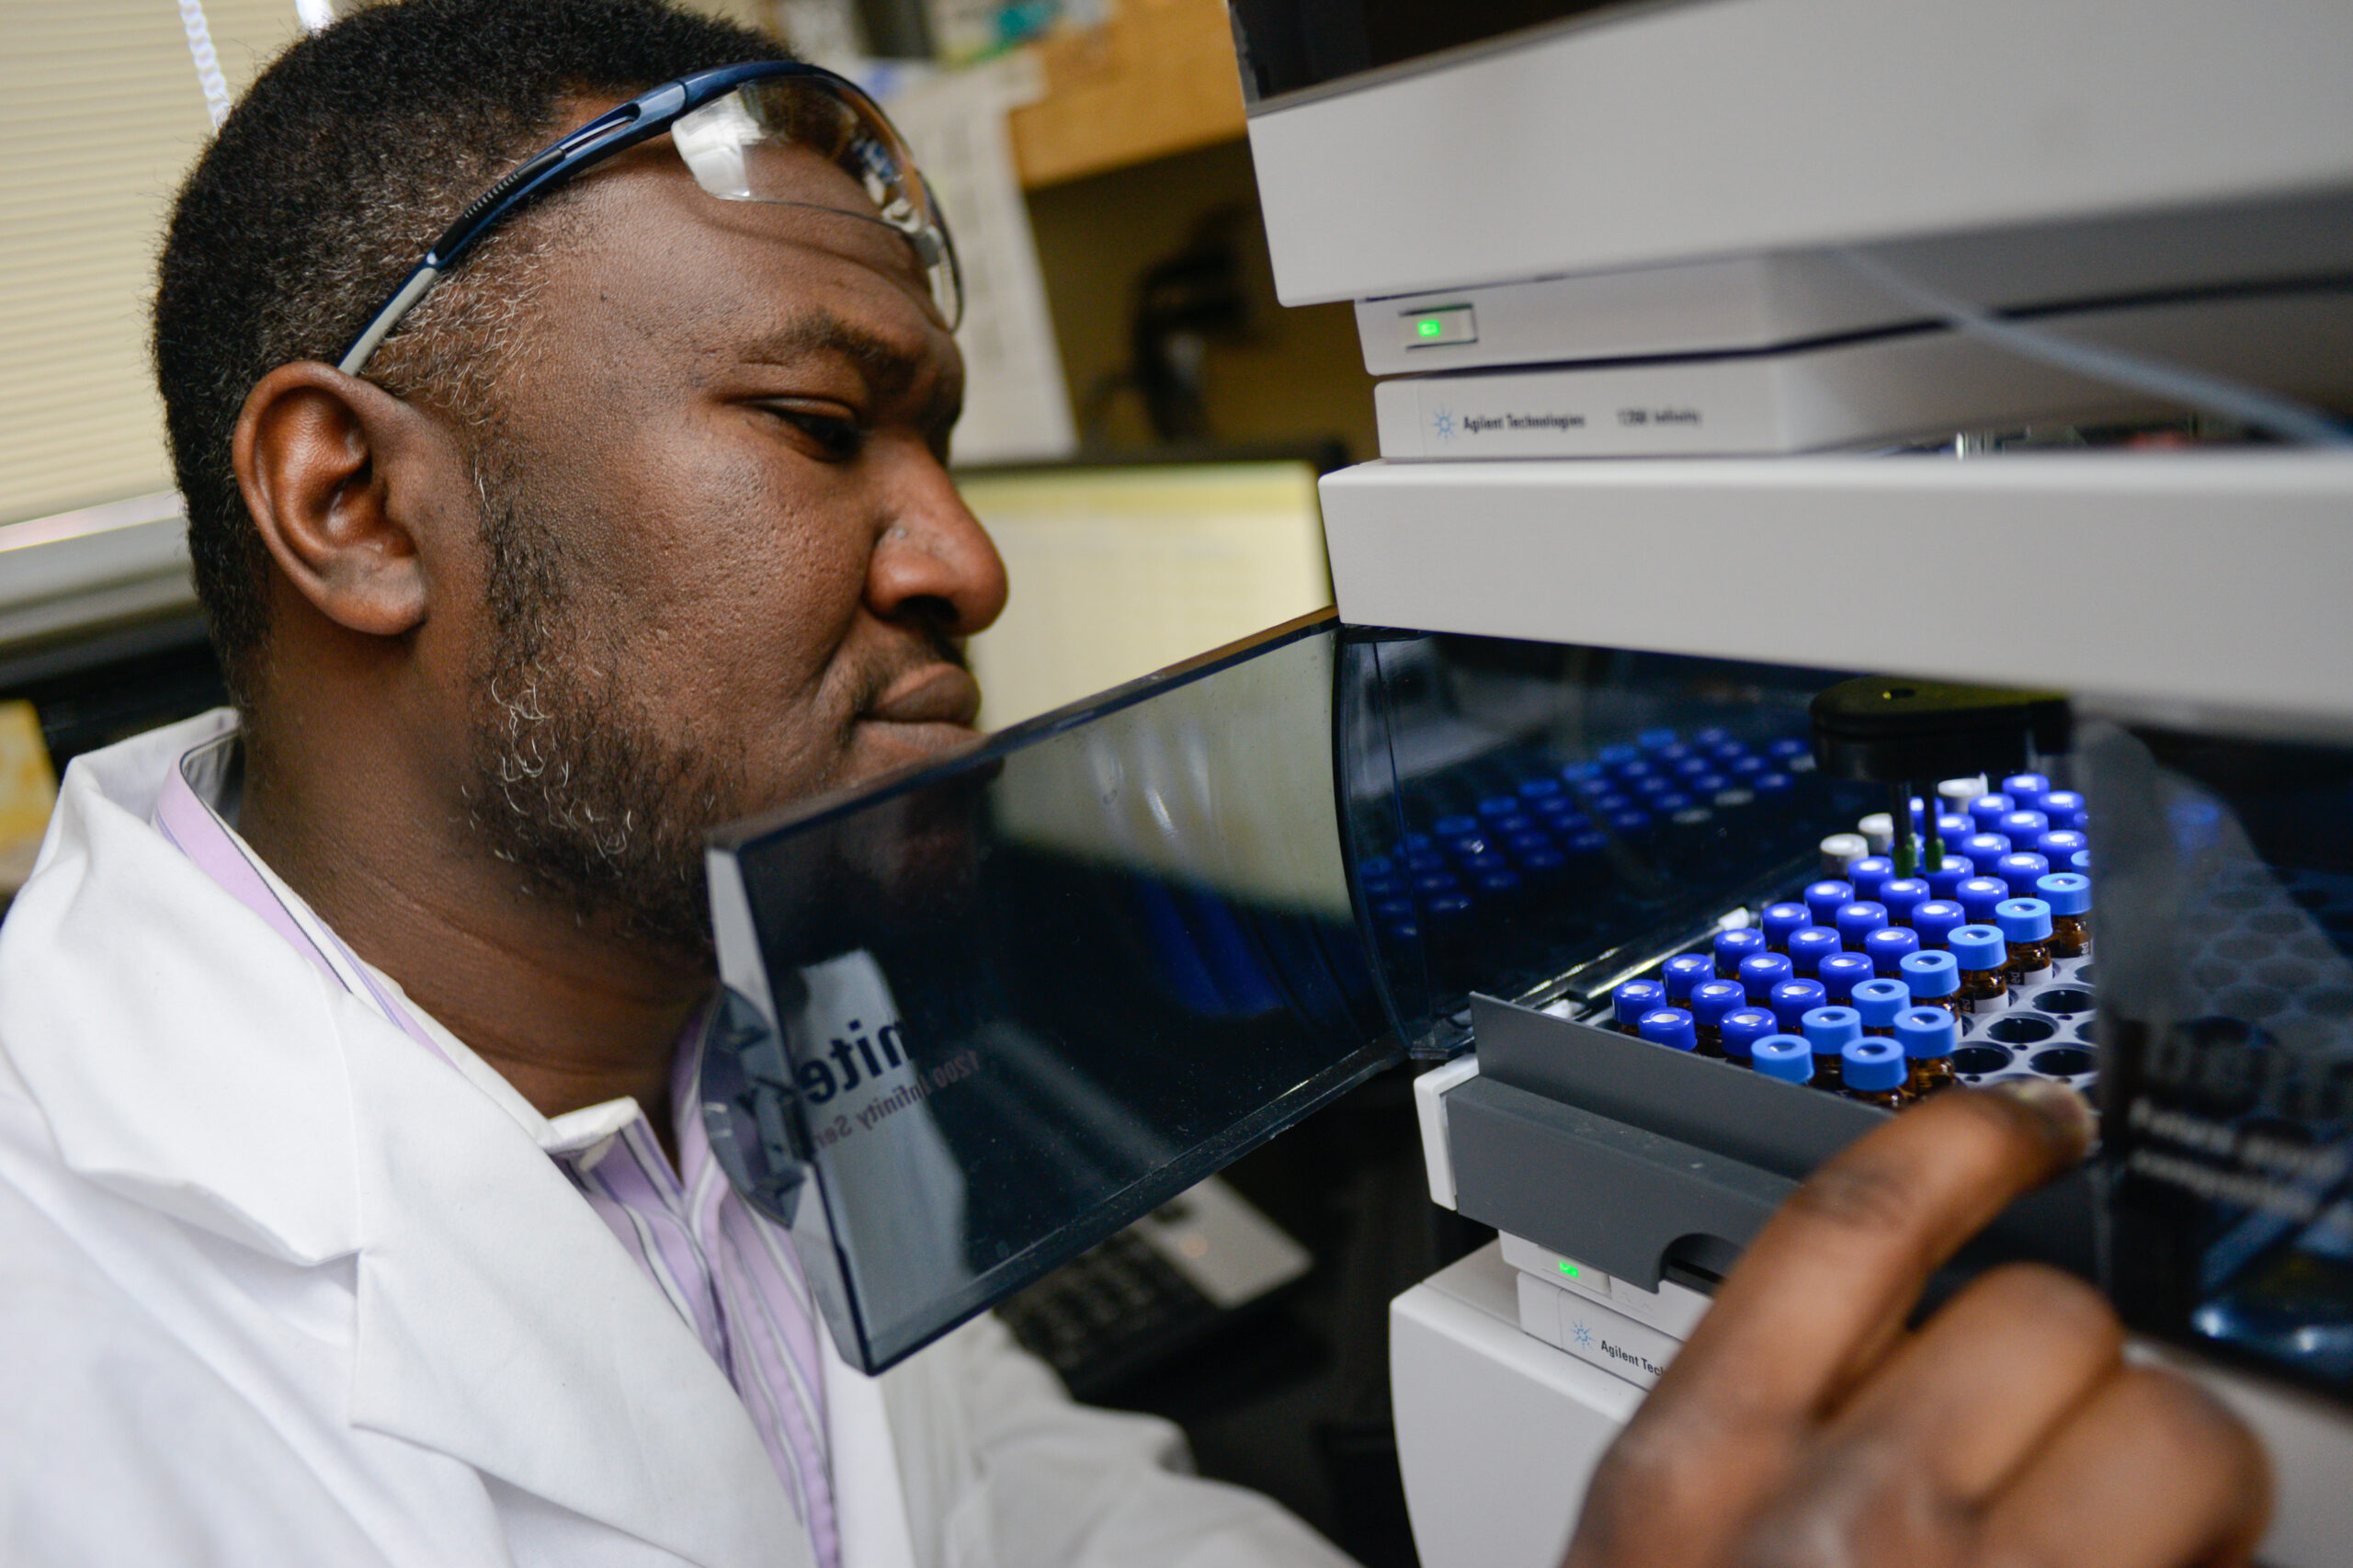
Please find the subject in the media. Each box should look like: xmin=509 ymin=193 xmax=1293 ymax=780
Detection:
xmin=0 ymin=712 xmax=1356 ymax=1568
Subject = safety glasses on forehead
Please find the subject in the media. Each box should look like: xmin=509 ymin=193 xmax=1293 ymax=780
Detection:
xmin=337 ymin=60 xmax=960 ymax=374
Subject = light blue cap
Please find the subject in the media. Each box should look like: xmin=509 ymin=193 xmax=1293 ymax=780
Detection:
xmin=1752 ymin=1033 xmax=1814 ymax=1083
xmin=1851 ymin=976 xmax=1910 ymax=1028
xmin=2072 ymin=850 xmax=2092 ymax=873
xmin=1949 ymin=924 xmax=2008 ymax=970
xmin=2037 ymin=871 xmax=2092 ymax=915
xmin=1720 ymin=1007 xmax=1777 ymax=1061
xmin=1895 ymin=1006 xmax=1961 ymax=1060
xmin=1899 ymin=949 xmax=1960 ymax=997
xmin=1638 ymin=1008 xmax=1698 ymax=1051
xmin=1996 ymin=897 xmax=2054 ymax=942
xmin=1842 ymin=1038 xmax=1906 ymax=1092
xmin=1802 ymin=1005 xmax=1863 ymax=1053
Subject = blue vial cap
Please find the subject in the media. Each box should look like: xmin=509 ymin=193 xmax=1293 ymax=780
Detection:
xmin=1728 ymin=755 xmax=1767 ymax=779
xmin=1654 ymin=792 xmax=1698 ymax=814
xmin=1769 ymin=978 xmax=1827 ymax=1032
xmin=1589 ymin=791 xmax=1632 ymax=815
xmin=1401 ymin=833 xmax=1434 ymax=852
xmin=1842 ymin=1038 xmax=1907 ymax=1092
xmin=1519 ymin=848 xmax=1569 ymax=876
xmin=1738 ymin=951 xmax=1795 ymax=1002
xmin=1561 ymin=761 xmax=1604 ymax=784
xmin=1491 ymin=813 xmax=1537 ymax=837
xmin=1720 ymin=1007 xmax=1777 ymax=1062
xmin=1362 ymin=877 xmax=1404 ymax=900
xmin=1817 ymin=952 xmax=1876 ymax=1003
xmin=1687 ymin=775 xmax=1731 ymax=797
xmin=2071 ymin=849 xmax=2091 ymax=873
xmin=1966 ymin=793 xmax=2018 ymax=832
xmin=1506 ymin=832 xmax=1554 ymax=858
xmin=1925 ymin=857 xmax=1974 ymax=900
xmin=1692 ymin=727 xmax=1732 ymax=748
xmin=1612 ymin=979 xmax=1667 ymax=1025
xmin=1383 ymin=921 xmax=1421 ymax=944
xmin=1997 ymin=810 xmax=2050 ymax=845
xmin=1613 ymin=760 xmax=1657 ymax=785
xmin=1638 ymin=1008 xmax=1698 ymax=1051
xmin=1636 ymin=728 xmax=1679 ymax=751
xmin=1425 ymin=893 xmax=1474 ymax=924
xmin=1573 ymin=778 xmax=1615 ymax=800
xmin=1949 ymin=924 xmax=2008 ymax=971
xmin=1709 ymin=739 xmax=1749 ymax=763
xmin=1761 ymin=903 xmax=1811 ymax=945
xmin=1879 ymin=878 xmax=1932 ymax=924
xmin=2002 ymin=773 xmax=2052 ymax=811
xmin=1961 ymin=833 xmax=2014 ymax=873
xmin=1655 ymin=743 xmax=1697 ymax=767
xmin=1608 ymin=809 xmax=1654 ymax=836
xmin=1518 ymin=778 xmax=1563 ymax=801
xmin=1863 ymin=926 xmax=1921 ymax=977
xmin=1691 ymin=980 xmax=1747 ymax=1027
xmin=2033 ymin=828 xmax=2088 ymax=864
xmin=1803 ymin=880 xmax=1856 ymax=926
xmin=1477 ymin=869 xmax=1523 ymax=897
xmin=1956 ymin=877 xmax=2009 ymax=923
xmin=1432 ymin=814 xmax=1480 ymax=838
xmin=2038 ymin=871 xmax=2091 ymax=915
xmin=1461 ymin=853 xmax=1511 ymax=877
xmin=1754 ymin=770 xmax=1796 ymax=796
xmin=1372 ymin=897 xmax=1415 ymax=923
xmin=1752 ymin=1034 xmax=1814 ymax=1084
xmin=1899 ymin=949 xmax=1960 ymax=998
xmin=1565 ymin=828 xmax=1610 ymax=857
xmin=1802 ymin=1006 xmax=1863 ymax=1052
xmin=1767 ymin=736 xmax=1810 ymax=761
xmin=1477 ymin=795 xmax=1520 ymax=819
xmin=1848 ymin=856 xmax=1896 ymax=902
xmin=1358 ymin=855 xmax=1394 ymax=879
xmin=1632 ymin=775 xmax=1672 ymax=797
xmin=1662 ymin=953 xmax=1715 ymax=1000
xmin=2041 ymin=790 xmax=2087 ymax=829
xmin=1414 ymin=871 xmax=1461 ymax=896
xmin=1834 ymin=901 xmax=1890 ymax=948
xmin=1786 ymin=927 xmax=1843 ymax=977
xmin=1714 ymin=927 xmax=1768 ymax=974
xmin=1935 ymin=812 xmax=1972 ymax=844
xmin=1995 ymin=852 xmax=2052 ymax=896
xmin=1407 ymin=851 xmax=1450 ymax=875
xmin=1911 ymin=900 xmax=1966 ymax=949
xmin=1669 ymin=754 xmax=1711 ymax=778
xmin=1895 ymin=1006 xmax=1961 ymax=1060
xmin=1996 ymin=897 xmax=2054 ymax=942
xmin=1852 ymin=976 xmax=1910 ymax=1027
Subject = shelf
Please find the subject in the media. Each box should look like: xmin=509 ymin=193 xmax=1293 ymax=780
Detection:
xmin=1009 ymin=0 xmax=1248 ymax=189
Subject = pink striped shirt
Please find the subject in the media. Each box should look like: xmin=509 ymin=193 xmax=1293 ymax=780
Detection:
xmin=153 ymin=733 xmax=840 ymax=1565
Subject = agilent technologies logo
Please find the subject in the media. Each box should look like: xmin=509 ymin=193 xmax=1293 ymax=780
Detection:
xmin=1432 ymin=406 xmax=1456 ymax=442
xmin=1570 ymin=1318 xmax=1592 ymax=1347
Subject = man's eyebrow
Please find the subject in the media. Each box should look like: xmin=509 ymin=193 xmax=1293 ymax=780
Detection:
xmin=740 ymin=312 xmax=925 ymax=397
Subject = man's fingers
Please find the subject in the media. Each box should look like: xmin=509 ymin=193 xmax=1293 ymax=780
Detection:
xmin=1643 ymin=1083 xmax=2095 ymax=1441
xmin=1981 ymin=1364 xmax=2271 ymax=1568
xmin=1823 ymin=1262 xmax=2124 ymax=1502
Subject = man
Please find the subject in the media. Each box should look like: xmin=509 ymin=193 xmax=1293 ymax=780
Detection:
xmin=0 ymin=2 xmax=2267 ymax=1564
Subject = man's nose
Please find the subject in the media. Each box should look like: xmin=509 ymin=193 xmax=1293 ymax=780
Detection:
xmin=866 ymin=447 xmax=1009 ymax=638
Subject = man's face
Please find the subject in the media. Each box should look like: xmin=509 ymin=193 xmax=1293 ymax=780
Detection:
xmin=430 ymin=128 xmax=1007 ymax=954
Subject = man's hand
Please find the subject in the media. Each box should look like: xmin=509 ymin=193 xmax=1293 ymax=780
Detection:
xmin=1564 ymin=1082 xmax=2270 ymax=1568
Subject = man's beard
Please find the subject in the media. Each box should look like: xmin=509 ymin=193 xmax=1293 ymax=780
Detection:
xmin=464 ymin=471 xmax=752 ymax=960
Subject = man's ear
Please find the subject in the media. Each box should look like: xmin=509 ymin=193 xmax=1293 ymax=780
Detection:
xmin=232 ymin=362 xmax=464 ymax=639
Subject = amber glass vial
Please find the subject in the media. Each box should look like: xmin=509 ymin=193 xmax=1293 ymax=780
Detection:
xmin=1948 ymin=926 xmax=2010 ymax=1015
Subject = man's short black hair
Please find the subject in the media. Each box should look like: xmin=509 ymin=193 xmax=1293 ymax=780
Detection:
xmin=153 ymin=0 xmax=790 ymax=705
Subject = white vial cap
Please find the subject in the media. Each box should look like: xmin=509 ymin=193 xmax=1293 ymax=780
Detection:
xmin=1819 ymin=833 xmax=1870 ymax=876
xmin=1857 ymin=812 xmax=1895 ymax=854
xmin=1937 ymin=777 xmax=1988 ymax=810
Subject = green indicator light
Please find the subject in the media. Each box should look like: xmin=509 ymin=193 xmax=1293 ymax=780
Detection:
xmin=1417 ymin=318 xmax=1444 ymax=338
xmin=1558 ymin=1261 xmax=1579 ymax=1278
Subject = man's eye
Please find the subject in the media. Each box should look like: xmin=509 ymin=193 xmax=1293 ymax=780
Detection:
xmin=772 ymin=408 xmax=867 ymax=461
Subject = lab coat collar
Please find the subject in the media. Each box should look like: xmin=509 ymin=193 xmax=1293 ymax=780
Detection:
xmin=0 ymin=712 xmax=807 ymax=1568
